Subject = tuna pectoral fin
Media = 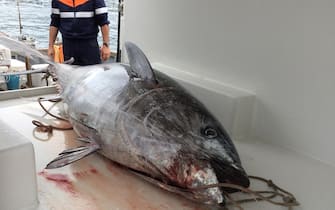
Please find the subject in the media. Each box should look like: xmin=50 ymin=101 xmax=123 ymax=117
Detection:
xmin=46 ymin=144 xmax=100 ymax=169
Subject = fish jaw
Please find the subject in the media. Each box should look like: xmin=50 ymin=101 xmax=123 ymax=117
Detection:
xmin=187 ymin=165 xmax=224 ymax=204
xmin=211 ymin=160 xmax=250 ymax=193
xmin=165 ymin=156 xmax=250 ymax=204
xmin=166 ymin=158 xmax=224 ymax=204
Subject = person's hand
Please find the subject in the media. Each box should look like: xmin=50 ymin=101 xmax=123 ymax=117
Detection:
xmin=101 ymin=45 xmax=111 ymax=61
xmin=48 ymin=46 xmax=55 ymax=60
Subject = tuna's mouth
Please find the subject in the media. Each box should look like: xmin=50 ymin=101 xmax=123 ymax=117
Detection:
xmin=218 ymin=165 xmax=250 ymax=193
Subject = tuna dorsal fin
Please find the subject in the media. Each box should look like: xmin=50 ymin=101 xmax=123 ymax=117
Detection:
xmin=125 ymin=42 xmax=157 ymax=83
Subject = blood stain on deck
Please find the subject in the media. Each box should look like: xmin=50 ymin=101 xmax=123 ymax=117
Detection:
xmin=73 ymin=167 xmax=99 ymax=179
xmin=38 ymin=170 xmax=76 ymax=195
xmin=90 ymin=168 xmax=98 ymax=174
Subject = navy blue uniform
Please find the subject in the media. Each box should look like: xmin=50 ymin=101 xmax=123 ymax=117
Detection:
xmin=50 ymin=0 xmax=109 ymax=65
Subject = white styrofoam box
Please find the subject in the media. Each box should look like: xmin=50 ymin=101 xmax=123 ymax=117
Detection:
xmin=152 ymin=63 xmax=255 ymax=141
xmin=10 ymin=59 xmax=26 ymax=72
xmin=0 ymin=119 xmax=38 ymax=210
xmin=0 ymin=44 xmax=11 ymax=67
xmin=0 ymin=66 xmax=9 ymax=72
xmin=31 ymin=64 xmax=49 ymax=87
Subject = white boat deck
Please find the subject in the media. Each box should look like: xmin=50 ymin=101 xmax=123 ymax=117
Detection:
xmin=0 ymin=89 xmax=333 ymax=210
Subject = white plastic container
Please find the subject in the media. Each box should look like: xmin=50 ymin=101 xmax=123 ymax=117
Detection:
xmin=0 ymin=44 xmax=11 ymax=67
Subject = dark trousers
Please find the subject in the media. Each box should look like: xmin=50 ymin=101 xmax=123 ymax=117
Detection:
xmin=62 ymin=37 xmax=101 ymax=66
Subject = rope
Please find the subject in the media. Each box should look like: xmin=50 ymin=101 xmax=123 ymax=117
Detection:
xmin=32 ymin=120 xmax=72 ymax=135
xmin=191 ymin=175 xmax=299 ymax=209
xmin=32 ymin=97 xmax=73 ymax=133
xmin=223 ymin=191 xmax=243 ymax=210
xmin=226 ymin=190 xmax=277 ymax=205
xmin=32 ymin=120 xmax=53 ymax=134
xmin=37 ymin=97 xmax=67 ymax=121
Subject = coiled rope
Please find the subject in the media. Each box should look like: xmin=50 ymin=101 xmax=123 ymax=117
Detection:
xmin=192 ymin=175 xmax=299 ymax=209
xmin=32 ymin=97 xmax=72 ymax=134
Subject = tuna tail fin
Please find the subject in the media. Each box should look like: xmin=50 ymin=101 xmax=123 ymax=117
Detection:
xmin=124 ymin=41 xmax=157 ymax=84
xmin=45 ymin=144 xmax=100 ymax=169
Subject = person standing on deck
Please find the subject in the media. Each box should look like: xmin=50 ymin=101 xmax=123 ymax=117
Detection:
xmin=48 ymin=0 xmax=111 ymax=65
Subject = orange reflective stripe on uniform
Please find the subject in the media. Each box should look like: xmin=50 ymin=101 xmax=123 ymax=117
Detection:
xmin=58 ymin=0 xmax=89 ymax=8
xmin=74 ymin=0 xmax=89 ymax=7
xmin=58 ymin=0 xmax=74 ymax=8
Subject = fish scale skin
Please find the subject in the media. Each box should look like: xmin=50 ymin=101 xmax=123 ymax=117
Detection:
xmin=59 ymin=64 xmax=248 ymax=204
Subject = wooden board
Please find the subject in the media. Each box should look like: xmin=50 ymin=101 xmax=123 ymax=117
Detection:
xmin=0 ymin=99 xmax=211 ymax=210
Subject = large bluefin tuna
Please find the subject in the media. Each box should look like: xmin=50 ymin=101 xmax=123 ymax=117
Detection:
xmin=0 ymin=35 xmax=250 ymax=205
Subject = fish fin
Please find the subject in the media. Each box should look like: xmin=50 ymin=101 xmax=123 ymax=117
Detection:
xmin=124 ymin=41 xmax=157 ymax=83
xmin=77 ymin=137 xmax=93 ymax=143
xmin=46 ymin=144 xmax=100 ymax=169
xmin=58 ymin=146 xmax=87 ymax=155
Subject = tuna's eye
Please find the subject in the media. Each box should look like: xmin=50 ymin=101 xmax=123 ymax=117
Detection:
xmin=203 ymin=127 xmax=217 ymax=138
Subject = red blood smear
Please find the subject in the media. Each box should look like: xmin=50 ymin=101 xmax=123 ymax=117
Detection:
xmin=38 ymin=171 xmax=76 ymax=195
xmin=105 ymin=161 xmax=121 ymax=176
xmin=90 ymin=168 xmax=98 ymax=174
xmin=73 ymin=170 xmax=89 ymax=178
xmin=73 ymin=167 xmax=99 ymax=179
